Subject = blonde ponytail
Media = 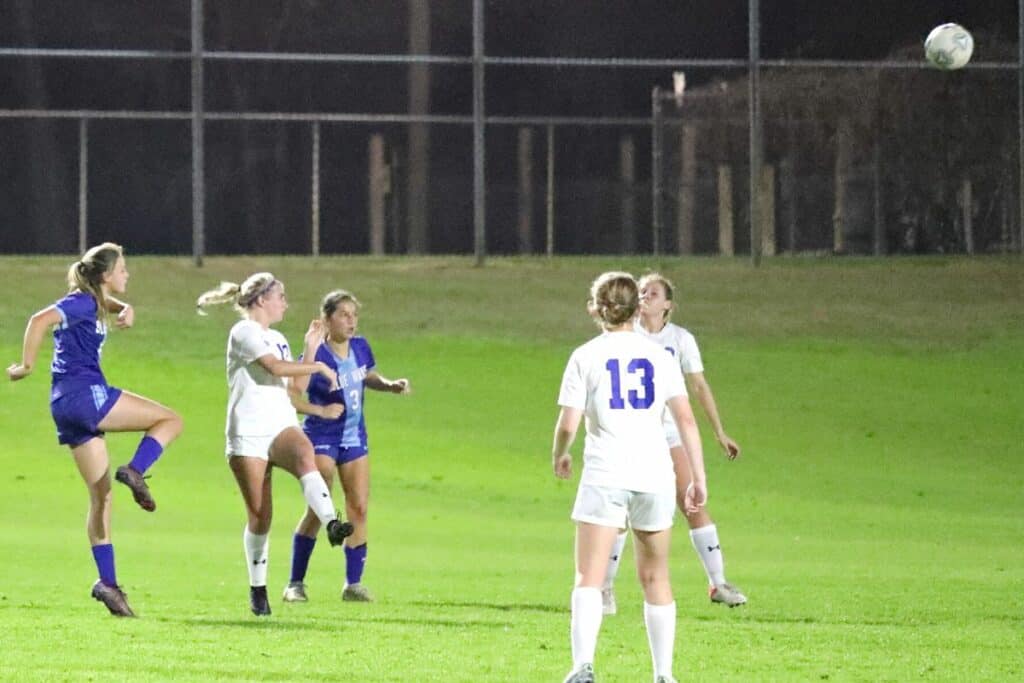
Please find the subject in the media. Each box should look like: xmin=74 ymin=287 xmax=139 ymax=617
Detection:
xmin=196 ymin=272 xmax=278 ymax=317
xmin=67 ymin=242 xmax=123 ymax=322
xmin=195 ymin=282 xmax=242 ymax=315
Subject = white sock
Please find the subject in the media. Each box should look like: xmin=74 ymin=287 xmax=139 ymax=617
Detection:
xmin=689 ymin=524 xmax=726 ymax=586
xmin=570 ymin=587 xmax=603 ymax=669
xmin=243 ymin=527 xmax=269 ymax=587
xmin=298 ymin=471 xmax=337 ymax=526
xmin=603 ymin=532 xmax=628 ymax=590
xmin=644 ymin=601 xmax=676 ymax=679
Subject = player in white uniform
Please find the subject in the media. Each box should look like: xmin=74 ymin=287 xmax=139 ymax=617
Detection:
xmin=601 ymin=272 xmax=747 ymax=611
xmin=196 ymin=273 xmax=353 ymax=616
xmin=553 ymin=272 xmax=707 ymax=683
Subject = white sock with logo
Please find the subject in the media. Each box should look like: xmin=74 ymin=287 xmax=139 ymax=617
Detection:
xmin=603 ymin=531 xmax=628 ymax=590
xmin=299 ymin=471 xmax=337 ymax=525
xmin=243 ymin=527 xmax=269 ymax=587
xmin=689 ymin=524 xmax=726 ymax=586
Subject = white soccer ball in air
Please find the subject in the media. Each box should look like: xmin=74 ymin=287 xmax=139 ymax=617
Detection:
xmin=924 ymin=23 xmax=974 ymax=70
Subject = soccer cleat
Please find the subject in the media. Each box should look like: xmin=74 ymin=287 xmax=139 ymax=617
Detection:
xmin=282 ymin=581 xmax=308 ymax=602
xmin=91 ymin=580 xmax=136 ymax=617
xmin=562 ymin=663 xmax=595 ymax=683
xmin=115 ymin=465 xmax=156 ymax=512
xmin=600 ymin=586 xmax=617 ymax=615
xmin=326 ymin=518 xmax=354 ymax=547
xmin=250 ymin=586 xmax=271 ymax=616
xmin=342 ymin=583 xmax=373 ymax=602
xmin=709 ymin=582 xmax=747 ymax=607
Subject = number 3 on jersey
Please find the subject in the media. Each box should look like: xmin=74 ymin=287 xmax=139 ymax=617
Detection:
xmin=605 ymin=358 xmax=655 ymax=409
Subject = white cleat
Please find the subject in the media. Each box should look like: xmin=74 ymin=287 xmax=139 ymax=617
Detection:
xmin=601 ymin=586 xmax=617 ymax=615
xmin=282 ymin=581 xmax=308 ymax=602
xmin=563 ymin=663 xmax=595 ymax=683
xmin=709 ymin=582 xmax=747 ymax=607
xmin=342 ymin=582 xmax=373 ymax=602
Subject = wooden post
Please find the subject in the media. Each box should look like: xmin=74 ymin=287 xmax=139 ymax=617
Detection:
xmin=717 ymin=164 xmax=734 ymax=256
xmin=873 ymin=132 xmax=885 ymax=255
xmin=779 ymin=155 xmax=796 ymax=253
xmin=546 ymin=124 xmax=555 ymax=257
xmin=620 ymin=134 xmax=636 ymax=253
xmin=760 ymin=164 xmax=776 ymax=256
xmin=517 ymin=127 xmax=534 ymax=253
xmin=961 ymin=178 xmax=974 ymax=255
xmin=833 ymin=117 xmax=853 ymax=254
xmin=368 ymin=134 xmax=387 ymax=255
xmin=676 ymin=124 xmax=697 ymax=254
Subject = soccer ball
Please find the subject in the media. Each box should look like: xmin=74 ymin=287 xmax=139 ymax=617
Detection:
xmin=924 ymin=23 xmax=974 ymax=70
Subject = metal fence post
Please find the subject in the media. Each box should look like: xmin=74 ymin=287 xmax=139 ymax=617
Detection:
xmin=472 ymin=0 xmax=486 ymax=266
xmin=311 ymin=121 xmax=320 ymax=257
xmin=78 ymin=118 xmax=88 ymax=253
xmin=749 ymin=0 xmax=762 ymax=266
xmin=651 ymin=86 xmax=663 ymax=256
xmin=191 ymin=0 xmax=205 ymax=267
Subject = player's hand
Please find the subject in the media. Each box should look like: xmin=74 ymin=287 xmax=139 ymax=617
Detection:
xmin=683 ymin=480 xmax=707 ymax=514
xmin=304 ymin=319 xmax=326 ymax=348
xmin=315 ymin=362 xmax=339 ymax=391
xmin=319 ymin=402 xmax=345 ymax=420
xmin=553 ymin=453 xmax=572 ymax=479
xmin=391 ymin=378 xmax=411 ymax=395
xmin=115 ymin=304 xmax=134 ymax=329
xmin=718 ymin=434 xmax=740 ymax=460
xmin=6 ymin=363 xmax=32 ymax=381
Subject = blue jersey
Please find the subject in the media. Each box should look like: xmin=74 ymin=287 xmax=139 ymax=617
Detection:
xmin=50 ymin=292 xmax=108 ymax=400
xmin=303 ymin=337 xmax=376 ymax=449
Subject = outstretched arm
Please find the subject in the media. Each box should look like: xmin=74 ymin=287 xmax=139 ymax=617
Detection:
xmin=365 ymin=370 xmax=411 ymax=395
xmin=256 ymin=354 xmax=338 ymax=391
xmin=551 ymin=407 xmax=582 ymax=479
xmin=7 ymin=306 xmax=62 ymax=381
xmin=685 ymin=371 xmax=740 ymax=459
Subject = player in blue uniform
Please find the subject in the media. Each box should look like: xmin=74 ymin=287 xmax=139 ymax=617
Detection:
xmin=7 ymin=243 xmax=183 ymax=617
xmin=283 ymin=289 xmax=410 ymax=603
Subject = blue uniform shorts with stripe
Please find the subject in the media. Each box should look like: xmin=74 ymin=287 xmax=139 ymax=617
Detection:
xmin=312 ymin=442 xmax=368 ymax=465
xmin=50 ymin=384 xmax=123 ymax=447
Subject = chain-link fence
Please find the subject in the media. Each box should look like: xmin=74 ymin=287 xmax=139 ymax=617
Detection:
xmin=1 ymin=1 xmax=1021 ymax=260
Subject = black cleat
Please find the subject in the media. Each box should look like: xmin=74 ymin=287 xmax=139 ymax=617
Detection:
xmin=326 ymin=518 xmax=354 ymax=547
xmin=250 ymin=586 xmax=271 ymax=616
xmin=91 ymin=580 xmax=136 ymax=617
xmin=115 ymin=465 xmax=156 ymax=512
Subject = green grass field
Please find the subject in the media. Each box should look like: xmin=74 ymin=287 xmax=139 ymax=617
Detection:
xmin=0 ymin=255 xmax=1021 ymax=682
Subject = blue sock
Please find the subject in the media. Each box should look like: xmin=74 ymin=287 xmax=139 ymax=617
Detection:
xmin=129 ymin=436 xmax=163 ymax=475
xmin=345 ymin=543 xmax=367 ymax=585
xmin=91 ymin=543 xmax=117 ymax=586
xmin=290 ymin=534 xmax=317 ymax=583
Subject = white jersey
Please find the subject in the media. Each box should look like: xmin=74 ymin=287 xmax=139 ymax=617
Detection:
xmin=225 ymin=319 xmax=299 ymax=438
xmin=636 ymin=320 xmax=703 ymax=437
xmin=557 ymin=330 xmax=687 ymax=493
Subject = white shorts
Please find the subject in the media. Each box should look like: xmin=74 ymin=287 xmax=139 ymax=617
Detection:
xmin=225 ymin=424 xmax=299 ymax=460
xmin=571 ymin=483 xmax=675 ymax=532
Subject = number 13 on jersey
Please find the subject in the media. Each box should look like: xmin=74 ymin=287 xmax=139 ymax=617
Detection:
xmin=605 ymin=358 xmax=655 ymax=409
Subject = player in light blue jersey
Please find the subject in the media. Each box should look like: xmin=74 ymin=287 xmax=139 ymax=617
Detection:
xmin=283 ymin=289 xmax=410 ymax=604
xmin=7 ymin=243 xmax=183 ymax=617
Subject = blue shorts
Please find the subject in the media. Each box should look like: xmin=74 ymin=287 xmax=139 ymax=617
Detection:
xmin=50 ymin=384 xmax=123 ymax=447
xmin=312 ymin=443 xmax=368 ymax=465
